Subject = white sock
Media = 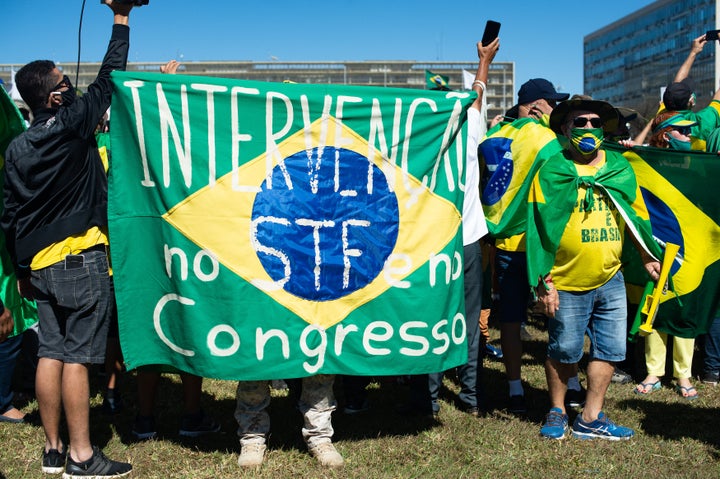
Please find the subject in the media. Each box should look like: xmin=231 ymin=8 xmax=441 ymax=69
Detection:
xmin=567 ymin=376 xmax=581 ymax=391
xmin=508 ymin=379 xmax=524 ymax=396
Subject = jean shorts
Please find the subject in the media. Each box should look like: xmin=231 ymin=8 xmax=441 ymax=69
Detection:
xmin=546 ymin=271 xmax=627 ymax=364
xmin=32 ymin=248 xmax=113 ymax=364
xmin=494 ymin=250 xmax=530 ymax=323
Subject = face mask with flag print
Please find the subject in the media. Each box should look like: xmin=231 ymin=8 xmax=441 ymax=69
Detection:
xmin=569 ymin=127 xmax=604 ymax=156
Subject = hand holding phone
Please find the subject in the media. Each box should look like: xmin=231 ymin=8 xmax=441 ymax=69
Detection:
xmin=706 ymin=29 xmax=720 ymax=41
xmin=482 ymin=21 xmax=501 ymax=46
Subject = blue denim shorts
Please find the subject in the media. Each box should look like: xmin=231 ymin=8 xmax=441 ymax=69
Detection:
xmin=32 ymin=249 xmax=113 ymax=364
xmin=494 ymin=250 xmax=530 ymax=323
xmin=546 ymin=271 xmax=627 ymax=364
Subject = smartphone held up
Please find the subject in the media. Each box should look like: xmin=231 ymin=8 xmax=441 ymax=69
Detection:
xmin=482 ymin=20 xmax=501 ymax=46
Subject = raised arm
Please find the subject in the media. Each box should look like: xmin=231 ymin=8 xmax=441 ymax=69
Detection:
xmin=674 ymin=34 xmax=707 ymax=83
xmin=471 ymin=37 xmax=500 ymax=111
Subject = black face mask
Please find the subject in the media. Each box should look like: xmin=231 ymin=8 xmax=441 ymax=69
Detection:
xmin=49 ymin=74 xmax=76 ymax=107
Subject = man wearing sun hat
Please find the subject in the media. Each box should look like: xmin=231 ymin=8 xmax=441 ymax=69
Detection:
xmin=527 ymin=98 xmax=662 ymax=441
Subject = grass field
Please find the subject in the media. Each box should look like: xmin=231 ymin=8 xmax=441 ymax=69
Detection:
xmin=1 ymin=316 xmax=719 ymax=479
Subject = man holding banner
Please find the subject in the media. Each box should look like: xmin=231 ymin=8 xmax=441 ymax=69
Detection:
xmin=1 ymin=1 xmax=136 ymax=476
xmin=529 ymin=99 xmax=661 ymax=441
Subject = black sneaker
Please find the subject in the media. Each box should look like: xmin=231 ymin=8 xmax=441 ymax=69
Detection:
xmin=131 ymin=415 xmax=157 ymax=440
xmin=611 ymin=368 xmax=633 ymax=384
xmin=63 ymin=446 xmax=131 ymax=478
xmin=565 ymin=386 xmax=587 ymax=409
xmin=179 ymin=410 xmax=221 ymax=437
xmin=507 ymin=394 xmax=527 ymax=414
xmin=42 ymin=448 xmax=66 ymax=474
xmin=102 ymin=396 xmax=123 ymax=415
xmin=702 ymin=371 xmax=719 ymax=386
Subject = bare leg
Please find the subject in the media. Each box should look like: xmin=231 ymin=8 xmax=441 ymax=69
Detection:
xmin=62 ymin=363 xmax=93 ymax=462
xmin=582 ymin=359 xmax=613 ymax=422
xmin=36 ymin=357 xmax=64 ymax=452
xmin=545 ymin=357 xmax=572 ymax=412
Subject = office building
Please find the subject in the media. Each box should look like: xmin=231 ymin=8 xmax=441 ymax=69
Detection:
xmin=584 ymin=0 xmax=718 ymax=114
xmin=0 ymin=60 xmax=514 ymax=120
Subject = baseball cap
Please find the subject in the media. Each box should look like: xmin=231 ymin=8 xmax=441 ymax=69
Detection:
xmin=662 ymin=78 xmax=695 ymax=110
xmin=517 ymin=78 xmax=569 ymax=105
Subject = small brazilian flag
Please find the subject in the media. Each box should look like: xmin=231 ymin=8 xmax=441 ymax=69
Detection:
xmin=108 ymin=71 xmax=475 ymax=380
xmin=425 ymin=70 xmax=450 ymax=90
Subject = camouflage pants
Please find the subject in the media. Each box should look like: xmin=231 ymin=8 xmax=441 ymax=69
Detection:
xmin=235 ymin=374 xmax=336 ymax=447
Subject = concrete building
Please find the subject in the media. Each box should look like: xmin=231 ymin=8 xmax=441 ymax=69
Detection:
xmin=584 ymin=0 xmax=718 ymax=116
xmin=0 ymin=60 xmax=514 ymax=120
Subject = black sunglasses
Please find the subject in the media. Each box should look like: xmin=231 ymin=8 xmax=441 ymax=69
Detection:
xmin=50 ymin=75 xmax=71 ymax=93
xmin=673 ymin=126 xmax=691 ymax=136
xmin=572 ymin=117 xmax=603 ymax=128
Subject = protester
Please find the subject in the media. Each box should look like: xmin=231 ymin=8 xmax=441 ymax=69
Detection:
xmin=235 ymin=375 xmax=343 ymax=468
xmin=1 ymin=1 xmax=136 ymax=476
xmin=129 ymin=58 xmax=220 ymax=440
xmin=702 ymin=315 xmax=720 ymax=386
xmin=487 ymin=78 xmax=590 ymax=415
xmin=660 ymin=34 xmax=720 ymax=150
xmin=633 ymin=111 xmax=699 ymax=399
xmin=531 ymin=98 xmax=661 ymax=440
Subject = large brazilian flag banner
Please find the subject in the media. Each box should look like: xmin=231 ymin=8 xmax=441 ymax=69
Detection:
xmin=108 ymin=71 xmax=473 ymax=380
xmin=607 ymin=143 xmax=720 ymax=338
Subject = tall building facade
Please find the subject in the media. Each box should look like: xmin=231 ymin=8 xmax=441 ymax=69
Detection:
xmin=584 ymin=0 xmax=718 ymax=114
xmin=0 ymin=60 xmax=514 ymax=120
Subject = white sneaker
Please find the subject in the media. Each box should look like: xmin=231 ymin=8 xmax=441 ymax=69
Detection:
xmin=308 ymin=442 xmax=344 ymax=468
xmin=238 ymin=443 xmax=266 ymax=468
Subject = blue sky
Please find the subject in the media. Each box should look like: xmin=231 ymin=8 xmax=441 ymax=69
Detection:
xmin=1 ymin=0 xmax=663 ymax=98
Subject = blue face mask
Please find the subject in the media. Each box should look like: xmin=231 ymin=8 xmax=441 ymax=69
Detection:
xmin=668 ymin=136 xmax=691 ymax=151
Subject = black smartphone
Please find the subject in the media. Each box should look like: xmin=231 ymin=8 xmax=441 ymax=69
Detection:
xmin=706 ymin=29 xmax=720 ymax=41
xmin=482 ymin=20 xmax=501 ymax=46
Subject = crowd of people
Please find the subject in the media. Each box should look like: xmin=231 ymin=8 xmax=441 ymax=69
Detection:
xmin=1 ymin=2 xmax=719 ymax=477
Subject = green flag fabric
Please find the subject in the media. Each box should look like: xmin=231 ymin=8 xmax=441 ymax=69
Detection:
xmin=108 ymin=71 xmax=474 ymax=380
xmin=525 ymin=148 xmax=662 ymax=289
xmin=425 ymin=70 xmax=450 ymax=90
xmin=478 ymin=117 xmax=563 ymax=238
xmin=608 ymin=143 xmax=720 ymax=338
xmin=0 ymin=87 xmax=38 ymax=336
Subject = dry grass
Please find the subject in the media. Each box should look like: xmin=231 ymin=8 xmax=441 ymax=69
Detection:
xmin=2 ymin=316 xmax=719 ymax=479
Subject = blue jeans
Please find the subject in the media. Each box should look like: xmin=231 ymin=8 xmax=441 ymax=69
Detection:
xmin=703 ymin=316 xmax=720 ymax=374
xmin=547 ymin=272 xmax=627 ymax=364
xmin=0 ymin=334 xmax=23 ymax=414
xmin=31 ymin=249 xmax=113 ymax=364
xmin=428 ymin=241 xmax=483 ymax=411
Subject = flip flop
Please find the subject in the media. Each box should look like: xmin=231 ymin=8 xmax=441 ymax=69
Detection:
xmin=634 ymin=380 xmax=661 ymax=395
xmin=675 ymin=384 xmax=699 ymax=400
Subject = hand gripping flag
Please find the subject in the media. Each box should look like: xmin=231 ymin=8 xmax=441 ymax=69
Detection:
xmin=608 ymin=143 xmax=720 ymax=338
xmin=478 ymin=117 xmax=563 ymax=238
xmin=108 ymin=71 xmax=475 ymax=380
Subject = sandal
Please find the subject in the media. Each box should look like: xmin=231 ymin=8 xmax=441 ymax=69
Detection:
xmin=675 ymin=384 xmax=698 ymax=400
xmin=634 ymin=380 xmax=661 ymax=395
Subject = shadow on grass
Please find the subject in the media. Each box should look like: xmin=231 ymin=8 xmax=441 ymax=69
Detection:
xmin=621 ymin=397 xmax=720 ymax=449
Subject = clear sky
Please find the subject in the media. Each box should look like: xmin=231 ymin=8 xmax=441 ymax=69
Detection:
xmin=2 ymin=0 xmax=666 ymax=98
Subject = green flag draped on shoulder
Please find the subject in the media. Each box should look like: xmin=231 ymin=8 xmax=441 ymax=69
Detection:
xmin=525 ymin=148 xmax=661 ymax=288
xmin=478 ymin=117 xmax=563 ymax=238
xmin=0 ymin=87 xmax=38 ymax=335
xmin=108 ymin=71 xmax=474 ymax=380
xmin=608 ymin=143 xmax=720 ymax=338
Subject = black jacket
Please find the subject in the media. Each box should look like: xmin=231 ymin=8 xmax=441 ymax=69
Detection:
xmin=1 ymin=25 xmax=129 ymax=277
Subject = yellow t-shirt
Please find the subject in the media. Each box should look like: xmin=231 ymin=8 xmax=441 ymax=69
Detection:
xmin=550 ymin=158 xmax=625 ymax=291
xmin=30 ymin=226 xmax=110 ymax=271
xmin=495 ymin=233 xmax=526 ymax=252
